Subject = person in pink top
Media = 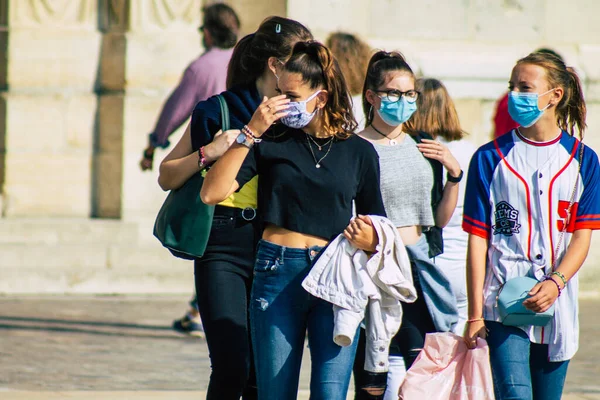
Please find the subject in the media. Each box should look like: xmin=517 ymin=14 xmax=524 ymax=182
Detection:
xmin=140 ymin=3 xmax=240 ymax=170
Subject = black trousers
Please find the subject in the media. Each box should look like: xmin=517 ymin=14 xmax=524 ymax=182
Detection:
xmin=194 ymin=206 xmax=258 ymax=400
xmin=353 ymin=261 xmax=436 ymax=400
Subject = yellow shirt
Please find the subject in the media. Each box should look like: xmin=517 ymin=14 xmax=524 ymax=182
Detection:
xmin=202 ymin=170 xmax=258 ymax=209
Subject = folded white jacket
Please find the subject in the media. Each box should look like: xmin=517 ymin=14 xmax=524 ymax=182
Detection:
xmin=302 ymin=215 xmax=417 ymax=373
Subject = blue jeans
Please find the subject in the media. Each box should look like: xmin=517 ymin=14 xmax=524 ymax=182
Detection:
xmin=250 ymin=239 xmax=359 ymax=400
xmin=486 ymin=321 xmax=570 ymax=400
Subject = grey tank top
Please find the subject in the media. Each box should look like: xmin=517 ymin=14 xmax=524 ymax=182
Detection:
xmin=372 ymin=135 xmax=435 ymax=228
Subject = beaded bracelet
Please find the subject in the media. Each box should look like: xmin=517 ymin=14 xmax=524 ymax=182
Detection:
xmin=543 ymin=275 xmax=562 ymax=297
xmin=197 ymin=146 xmax=208 ymax=171
xmin=242 ymin=125 xmax=262 ymax=143
xmin=550 ymin=271 xmax=568 ymax=287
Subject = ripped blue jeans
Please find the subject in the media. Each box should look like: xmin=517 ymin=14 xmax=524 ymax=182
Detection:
xmin=250 ymin=239 xmax=359 ymax=400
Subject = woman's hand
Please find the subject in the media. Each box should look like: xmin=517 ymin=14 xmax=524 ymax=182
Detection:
xmin=523 ymin=279 xmax=561 ymax=313
xmin=203 ymin=129 xmax=240 ymax=163
xmin=464 ymin=320 xmax=487 ymax=349
xmin=416 ymin=139 xmax=461 ymax=178
xmin=344 ymin=215 xmax=379 ymax=252
xmin=246 ymin=95 xmax=290 ymax=137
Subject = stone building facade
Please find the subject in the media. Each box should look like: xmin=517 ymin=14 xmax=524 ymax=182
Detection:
xmin=1 ymin=0 xmax=599 ymax=293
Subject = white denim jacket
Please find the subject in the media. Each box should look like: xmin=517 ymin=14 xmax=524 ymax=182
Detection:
xmin=302 ymin=215 xmax=417 ymax=372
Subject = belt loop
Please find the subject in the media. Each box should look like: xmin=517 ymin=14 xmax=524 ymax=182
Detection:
xmin=279 ymin=244 xmax=285 ymax=262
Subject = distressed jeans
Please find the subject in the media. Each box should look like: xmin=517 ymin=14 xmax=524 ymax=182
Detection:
xmin=486 ymin=321 xmax=570 ymax=400
xmin=250 ymin=239 xmax=359 ymax=400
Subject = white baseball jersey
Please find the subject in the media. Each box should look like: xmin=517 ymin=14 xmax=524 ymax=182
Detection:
xmin=462 ymin=129 xmax=600 ymax=361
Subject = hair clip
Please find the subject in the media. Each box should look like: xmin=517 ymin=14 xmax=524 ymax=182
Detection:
xmin=275 ymin=23 xmax=281 ymax=33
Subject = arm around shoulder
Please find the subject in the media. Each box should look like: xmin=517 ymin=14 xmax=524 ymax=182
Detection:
xmin=158 ymin=124 xmax=199 ymax=191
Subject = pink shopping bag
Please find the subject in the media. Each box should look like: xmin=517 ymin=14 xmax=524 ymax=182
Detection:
xmin=398 ymin=332 xmax=494 ymax=400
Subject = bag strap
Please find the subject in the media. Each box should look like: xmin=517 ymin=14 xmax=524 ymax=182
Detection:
xmin=497 ymin=138 xmax=584 ymax=304
xmin=216 ymin=94 xmax=230 ymax=132
xmin=551 ymin=140 xmax=585 ymax=270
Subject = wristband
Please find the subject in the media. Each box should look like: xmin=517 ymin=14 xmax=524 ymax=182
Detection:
xmin=197 ymin=146 xmax=208 ymax=171
xmin=550 ymin=271 xmax=567 ymax=287
xmin=543 ymin=275 xmax=562 ymax=297
xmin=446 ymin=169 xmax=464 ymax=183
xmin=143 ymin=148 xmax=154 ymax=160
xmin=466 ymin=318 xmax=484 ymax=324
xmin=242 ymin=125 xmax=262 ymax=143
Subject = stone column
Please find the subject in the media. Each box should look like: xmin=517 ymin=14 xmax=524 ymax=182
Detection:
xmin=93 ymin=0 xmax=128 ymax=218
xmin=0 ymin=0 xmax=7 ymax=214
xmin=1 ymin=0 xmax=100 ymax=217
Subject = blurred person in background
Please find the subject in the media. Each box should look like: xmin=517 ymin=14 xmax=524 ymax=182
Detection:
xmin=141 ymin=3 xmax=240 ymax=171
xmin=326 ymin=32 xmax=372 ymax=131
xmin=158 ymin=17 xmax=313 ymax=400
xmin=141 ymin=3 xmax=240 ymax=339
xmin=492 ymin=48 xmax=564 ymax=139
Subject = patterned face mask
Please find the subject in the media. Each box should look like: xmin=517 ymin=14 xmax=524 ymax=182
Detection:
xmin=280 ymin=91 xmax=322 ymax=129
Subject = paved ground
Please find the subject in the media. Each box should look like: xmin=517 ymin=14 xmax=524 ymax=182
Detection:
xmin=0 ymin=295 xmax=599 ymax=399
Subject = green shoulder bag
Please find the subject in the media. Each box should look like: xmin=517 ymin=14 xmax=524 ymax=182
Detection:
xmin=153 ymin=95 xmax=230 ymax=259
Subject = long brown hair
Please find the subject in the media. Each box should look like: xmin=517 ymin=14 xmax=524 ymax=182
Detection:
xmin=362 ymin=51 xmax=415 ymax=126
xmin=283 ymin=41 xmax=356 ymax=139
xmin=226 ymin=16 xmax=312 ymax=89
xmin=404 ymin=78 xmax=466 ymax=141
xmin=516 ymin=52 xmax=586 ymax=138
xmin=326 ymin=32 xmax=372 ymax=96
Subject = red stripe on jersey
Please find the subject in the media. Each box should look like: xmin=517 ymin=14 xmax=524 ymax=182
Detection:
xmin=464 ymin=215 xmax=491 ymax=230
xmin=574 ymin=221 xmax=600 ymax=230
xmin=548 ymin=140 xmax=579 ymax=266
xmin=541 ymin=326 xmax=545 ymax=344
xmin=463 ymin=222 xmax=489 ymax=239
xmin=494 ymin=139 xmax=533 ymax=261
xmin=516 ymin=129 xmax=562 ymax=147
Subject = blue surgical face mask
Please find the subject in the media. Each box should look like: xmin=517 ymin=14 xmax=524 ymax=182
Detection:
xmin=280 ymin=90 xmax=322 ymax=129
xmin=377 ymin=97 xmax=417 ymax=126
xmin=507 ymin=89 xmax=555 ymax=128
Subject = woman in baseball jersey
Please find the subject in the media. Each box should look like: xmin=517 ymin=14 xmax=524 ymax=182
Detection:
xmin=463 ymin=51 xmax=600 ymax=400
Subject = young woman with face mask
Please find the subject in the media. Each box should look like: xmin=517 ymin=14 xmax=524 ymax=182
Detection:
xmin=463 ymin=52 xmax=600 ymax=400
xmin=352 ymin=52 xmax=462 ymax=400
xmin=201 ymin=41 xmax=386 ymax=400
xmin=158 ymin=17 xmax=312 ymax=400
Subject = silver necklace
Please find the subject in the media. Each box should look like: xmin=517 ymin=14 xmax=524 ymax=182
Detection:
xmin=306 ymin=133 xmax=334 ymax=151
xmin=306 ymin=133 xmax=334 ymax=168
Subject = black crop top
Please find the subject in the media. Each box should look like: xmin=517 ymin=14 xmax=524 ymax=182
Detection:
xmin=236 ymin=126 xmax=387 ymax=240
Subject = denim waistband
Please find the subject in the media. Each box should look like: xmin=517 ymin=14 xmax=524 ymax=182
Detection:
xmin=256 ymin=239 xmax=324 ymax=261
xmin=405 ymin=234 xmax=429 ymax=260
